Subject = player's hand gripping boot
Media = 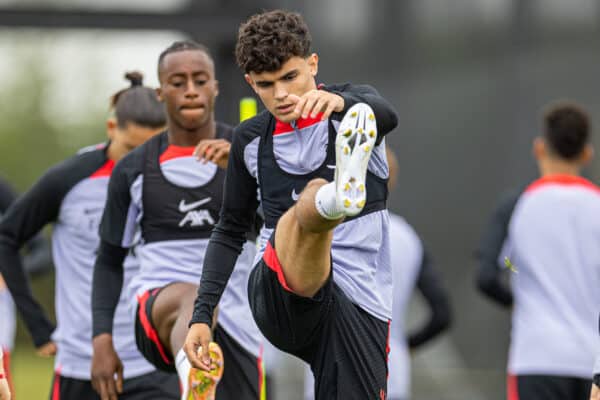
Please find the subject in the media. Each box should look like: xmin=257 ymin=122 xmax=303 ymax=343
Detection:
xmin=186 ymin=342 xmax=224 ymax=400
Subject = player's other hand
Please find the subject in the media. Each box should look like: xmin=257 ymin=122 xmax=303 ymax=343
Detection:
xmin=289 ymin=90 xmax=344 ymax=121
xmin=0 ymin=377 xmax=9 ymax=400
xmin=0 ymin=348 xmax=10 ymax=400
xmin=183 ymin=323 xmax=213 ymax=371
xmin=194 ymin=139 xmax=231 ymax=169
xmin=36 ymin=341 xmax=57 ymax=357
xmin=590 ymin=383 xmax=600 ymax=400
xmin=91 ymin=334 xmax=124 ymax=400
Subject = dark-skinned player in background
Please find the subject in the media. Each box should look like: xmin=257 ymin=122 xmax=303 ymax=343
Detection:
xmin=91 ymin=42 xmax=263 ymax=400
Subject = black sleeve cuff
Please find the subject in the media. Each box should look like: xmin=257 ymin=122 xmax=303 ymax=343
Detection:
xmin=91 ymin=240 xmax=127 ymax=337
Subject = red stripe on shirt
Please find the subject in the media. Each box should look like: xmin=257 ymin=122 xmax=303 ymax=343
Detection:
xmin=525 ymin=174 xmax=600 ymax=195
xmin=273 ymin=114 xmax=325 ymax=135
xmin=159 ymin=145 xmax=196 ymax=164
xmin=90 ymin=160 xmax=115 ymax=179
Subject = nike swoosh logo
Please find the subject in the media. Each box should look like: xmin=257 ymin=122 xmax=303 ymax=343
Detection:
xmin=83 ymin=207 xmax=103 ymax=215
xmin=326 ymin=165 xmax=336 ymax=169
xmin=178 ymin=197 xmax=212 ymax=213
xmin=291 ymin=189 xmax=299 ymax=201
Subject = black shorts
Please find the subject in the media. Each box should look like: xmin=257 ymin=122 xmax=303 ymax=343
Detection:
xmin=135 ymin=287 xmax=263 ymax=399
xmin=249 ymin=237 xmax=389 ymax=400
xmin=507 ymin=374 xmax=591 ymax=400
xmin=213 ymin=324 xmax=263 ymax=400
xmin=48 ymin=370 xmax=179 ymax=400
xmin=134 ymin=287 xmax=175 ymax=372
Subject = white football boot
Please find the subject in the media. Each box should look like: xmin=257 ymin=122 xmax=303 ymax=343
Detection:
xmin=335 ymin=103 xmax=377 ymax=217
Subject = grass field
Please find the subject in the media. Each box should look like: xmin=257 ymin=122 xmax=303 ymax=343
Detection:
xmin=11 ymin=343 xmax=54 ymax=399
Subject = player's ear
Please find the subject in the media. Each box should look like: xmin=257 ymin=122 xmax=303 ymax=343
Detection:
xmin=580 ymin=144 xmax=594 ymax=166
xmin=214 ymin=80 xmax=219 ymax=97
xmin=307 ymin=53 xmax=319 ymax=77
xmin=244 ymin=74 xmax=257 ymax=93
xmin=532 ymin=136 xmax=546 ymax=160
xmin=106 ymin=118 xmax=117 ymax=140
xmin=155 ymin=87 xmax=163 ymax=102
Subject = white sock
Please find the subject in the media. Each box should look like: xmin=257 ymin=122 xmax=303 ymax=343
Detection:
xmin=315 ymin=182 xmax=344 ymax=220
xmin=175 ymin=348 xmax=191 ymax=400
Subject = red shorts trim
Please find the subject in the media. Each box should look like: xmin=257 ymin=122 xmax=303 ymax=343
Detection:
xmin=257 ymin=346 xmax=264 ymax=400
xmin=137 ymin=290 xmax=172 ymax=365
xmin=507 ymin=374 xmax=519 ymax=400
xmin=2 ymin=348 xmax=13 ymax=396
xmin=52 ymin=366 xmax=62 ymax=400
xmin=262 ymin=241 xmax=293 ymax=292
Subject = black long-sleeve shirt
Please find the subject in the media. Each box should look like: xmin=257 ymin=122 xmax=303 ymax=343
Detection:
xmin=475 ymin=190 xmax=521 ymax=307
xmin=408 ymin=250 xmax=452 ymax=348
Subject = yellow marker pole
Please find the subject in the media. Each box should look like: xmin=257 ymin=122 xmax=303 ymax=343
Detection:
xmin=240 ymin=97 xmax=258 ymax=122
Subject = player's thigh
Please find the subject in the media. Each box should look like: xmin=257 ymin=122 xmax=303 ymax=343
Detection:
xmin=313 ymin=287 xmax=388 ymax=400
xmin=248 ymin=256 xmax=333 ymax=360
xmin=151 ymin=282 xmax=197 ymax=333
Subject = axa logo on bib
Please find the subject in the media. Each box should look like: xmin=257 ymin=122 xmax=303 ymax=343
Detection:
xmin=178 ymin=198 xmax=214 ymax=227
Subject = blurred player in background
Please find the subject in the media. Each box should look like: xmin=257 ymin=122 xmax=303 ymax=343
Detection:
xmin=476 ymin=102 xmax=598 ymax=400
xmin=0 ymin=348 xmax=9 ymax=400
xmin=0 ymin=179 xmax=17 ymax=399
xmin=91 ymin=41 xmax=263 ymax=400
xmin=0 ymin=312 xmax=10 ymax=400
xmin=304 ymin=148 xmax=452 ymax=400
xmin=0 ymin=72 xmax=179 ymax=399
xmin=0 ymin=176 xmax=54 ymax=399
xmin=376 ymin=148 xmax=452 ymax=400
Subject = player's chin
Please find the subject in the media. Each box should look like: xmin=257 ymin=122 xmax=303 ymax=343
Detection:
xmin=179 ymin=117 xmax=208 ymax=131
xmin=275 ymin=111 xmax=298 ymax=124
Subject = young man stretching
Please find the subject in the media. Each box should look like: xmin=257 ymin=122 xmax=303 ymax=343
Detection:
xmin=185 ymin=10 xmax=398 ymax=400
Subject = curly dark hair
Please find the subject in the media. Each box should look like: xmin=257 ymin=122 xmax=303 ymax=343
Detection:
xmin=235 ymin=10 xmax=312 ymax=73
xmin=543 ymin=101 xmax=590 ymax=160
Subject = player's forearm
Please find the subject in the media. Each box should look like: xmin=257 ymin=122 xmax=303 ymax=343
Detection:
xmin=91 ymin=240 xmax=127 ymax=337
xmin=23 ymin=236 xmax=53 ymax=278
xmin=190 ymin=229 xmax=245 ymax=326
xmin=0 ymin=236 xmax=54 ymax=346
xmin=408 ymin=298 xmax=452 ymax=348
xmin=409 ymin=256 xmax=452 ymax=348
xmin=475 ymin=261 xmax=513 ymax=307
